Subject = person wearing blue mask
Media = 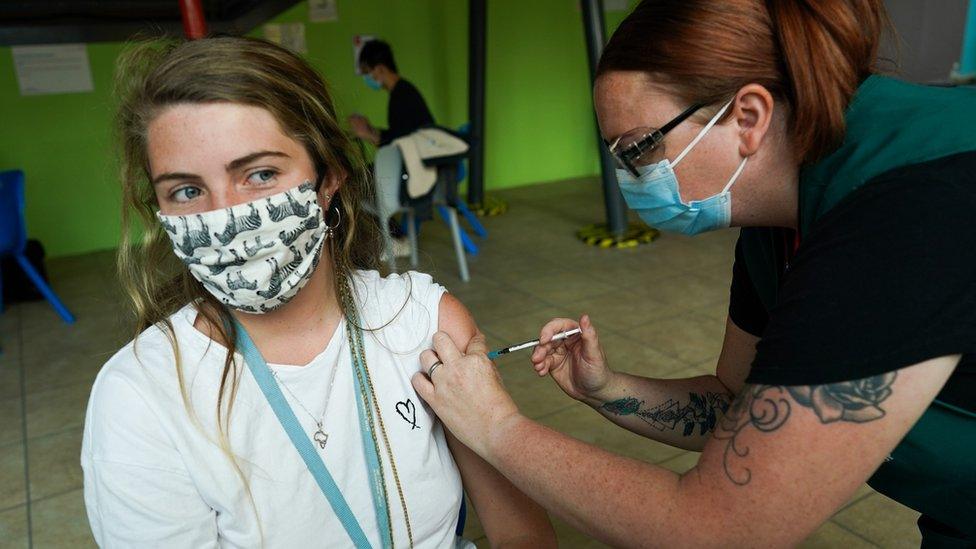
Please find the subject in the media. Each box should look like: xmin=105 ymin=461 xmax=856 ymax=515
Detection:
xmin=408 ymin=0 xmax=976 ymax=547
xmin=348 ymin=39 xmax=434 ymax=258
xmin=611 ymin=100 xmax=746 ymax=235
xmin=347 ymin=39 xmax=434 ymax=147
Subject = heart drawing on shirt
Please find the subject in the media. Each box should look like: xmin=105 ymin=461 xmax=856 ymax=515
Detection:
xmin=396 ymin=399 xmax=420 ymax=430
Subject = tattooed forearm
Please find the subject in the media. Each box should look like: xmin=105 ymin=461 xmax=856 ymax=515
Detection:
xmin=714 ymin=372 xmax=898 ymax=486
xmin=601 ymin=392 xmax=732 ymax=436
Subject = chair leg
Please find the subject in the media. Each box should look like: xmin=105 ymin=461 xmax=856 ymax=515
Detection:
xmin=437 ymin=206 xmax=478 ymax=255
xmin=14 ymin=254 xmax=75 ymax=324
xmin=439 ymin=206 xmax=470 ymax=282
xmin=399 ymin=214 xmax=411 ymax=238
xmin=459 ymin=227 xmax=479 ymax=256
xmin=455 ymin=201 xmax=488 ymax=238
xmin=405 ymin=209 xmax=419 ymax=269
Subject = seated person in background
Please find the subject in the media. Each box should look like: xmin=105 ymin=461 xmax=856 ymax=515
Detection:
xmin=348 ymin=39 xmax=434 ymax=147
xmin=81 ymin=36 xmax=555 ymax=548
xmin=348 ymin=40 xmax=435 ymax=257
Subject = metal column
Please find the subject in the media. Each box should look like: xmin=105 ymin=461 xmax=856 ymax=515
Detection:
xmin=467 ymin=0 xmax=487 ymax=207
xmin=580 ymin=0 xmax=628 ymax=236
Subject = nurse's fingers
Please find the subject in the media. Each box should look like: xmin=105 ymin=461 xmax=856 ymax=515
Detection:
xmin=465 ymin=332 xmax=489 ymax=357
xmin=531 ymin=318 xmax=580 ymax=363
xmin=431 ymin=331 xmax=463 ymax=364
xmin=420 ymin=349 xmax=440 ymax=372
xmin=579 ymin=314 xmax=603 ymax=362
xmin=412 ymin=371 xmax=436 ymax=402
xmin=539 ymin=317 xmax=581 ymax=344
xmin=415 ymin=350 xmax=440 ymax=400
xmin=535 ymin=353 xmax=564 ymax=376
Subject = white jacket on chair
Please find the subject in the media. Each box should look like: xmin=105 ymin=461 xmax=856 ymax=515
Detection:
xmin=393 ymin=128 xmax=469 ymax=199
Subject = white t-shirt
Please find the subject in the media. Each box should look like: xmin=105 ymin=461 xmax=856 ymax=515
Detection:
xmin=82 ymin=271 xmax=463 ymax=548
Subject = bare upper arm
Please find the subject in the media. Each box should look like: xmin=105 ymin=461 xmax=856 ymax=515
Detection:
xmin=715 ymin=316 xmax=761 ymax=395
xmin=435 ymin=293 xmax=557 ymax=546
xmin=438 ymin=293 xmax=478 ymax=351
xmin=679 ymin=355 xmax=959 ymax=546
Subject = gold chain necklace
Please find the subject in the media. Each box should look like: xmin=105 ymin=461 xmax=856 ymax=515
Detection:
xmin=344 ymin=320 xmax=395 ymax=548
xmin=340 ymin=276 xmax=415 ymax=549
xmin=351 ymin=315 xmax=415 ymax=548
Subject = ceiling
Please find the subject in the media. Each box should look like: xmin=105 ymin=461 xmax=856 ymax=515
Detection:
xmin=0 ymin=0 xmax=301 ymax=45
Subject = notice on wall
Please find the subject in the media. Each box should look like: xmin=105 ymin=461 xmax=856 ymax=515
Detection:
xmin=11 ymin=44 xmax=94 ymax=96
xmin=309 ymin=0 xmax=338 ymax=22
xmin=264 ymin=23 xmax=307 ymax=54
xmin=353 ymin=35 xmax=375 ymax=74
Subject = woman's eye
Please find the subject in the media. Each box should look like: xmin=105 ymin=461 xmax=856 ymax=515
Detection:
xmin=172 ymin=186 xmax=202 ymax=203
xmin=247 ymin=169 xmax=278 ymax=185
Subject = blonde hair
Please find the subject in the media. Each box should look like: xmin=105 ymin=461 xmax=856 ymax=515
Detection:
xmin=114 ymin=35 xmax=385 ymax=526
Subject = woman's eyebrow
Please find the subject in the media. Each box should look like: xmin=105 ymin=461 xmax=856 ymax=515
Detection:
xmin=152 ymin=172 xmax=200 ymax=186
xmin=225 ymin=151 xmax=290 ymax=172
xmin=151 ymin=151 xmax=290 ymax=185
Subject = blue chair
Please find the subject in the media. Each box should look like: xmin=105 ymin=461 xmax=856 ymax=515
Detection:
xmin=419 ymin=123 xmax=488 ymax=250
xmin=393 ymin=124 xmax=488 ymax=281
xmin=392 ymin=155 xmax=473 ymax=281
xmin=0 ymin=170 xmax=75 ymax=323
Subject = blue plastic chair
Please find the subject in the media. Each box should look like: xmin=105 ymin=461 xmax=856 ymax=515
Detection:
xmin=397 ymin=123 xmax=488 ymax=256
xmin=0 ymin=170 xmax=75 ymax=323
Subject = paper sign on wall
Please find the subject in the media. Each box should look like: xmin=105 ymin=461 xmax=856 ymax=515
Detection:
xmin=264 ymin=23 xmax=307 ymax=54
xmin=353 ymin=35 xmax=375 ymax=74
xmin=11 ymin=44 xmax=94 ymax=96
xmin=309 ymin=0 xmax=338 ymax=22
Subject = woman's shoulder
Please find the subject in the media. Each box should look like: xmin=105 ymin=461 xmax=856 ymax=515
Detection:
xmin=351 ymin=269 xmax=446 ymax=309
xmin=350 ymin=269 xmax=450 ymax=349
xmin=94 ymin=303 xmax=207 ymax=401
xmin=84 ymin=306 xmax=206 ymax=468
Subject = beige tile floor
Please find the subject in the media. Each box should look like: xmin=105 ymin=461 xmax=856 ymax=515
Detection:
xmin=0 ymin=178 xmax=921 ymax=548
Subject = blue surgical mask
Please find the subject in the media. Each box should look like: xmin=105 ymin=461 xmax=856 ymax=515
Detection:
xmin=363 ymin=74 xmax=382 ymax=91
xmin=616 ymin=101 xmax=747 ymax=235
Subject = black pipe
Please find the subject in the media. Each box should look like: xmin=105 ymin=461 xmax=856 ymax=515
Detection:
xmin=467 ymin=0 xmax=487 ymax=206
xmin=580 ymin=0 xmax=627 ymax=236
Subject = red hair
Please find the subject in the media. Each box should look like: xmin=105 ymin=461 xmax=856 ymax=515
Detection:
xmin=598 ymin=0 xmax=889 ymax=163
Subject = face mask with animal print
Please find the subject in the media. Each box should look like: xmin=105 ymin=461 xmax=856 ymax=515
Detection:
xmin=157 ymin=180 xmax=327 ymax=314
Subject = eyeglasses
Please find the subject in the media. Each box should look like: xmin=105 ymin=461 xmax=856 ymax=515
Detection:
xmin=607 ymin=103 xmax=703 ymax=177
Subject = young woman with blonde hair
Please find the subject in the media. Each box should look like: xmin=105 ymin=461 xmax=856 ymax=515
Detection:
xmin=81 ymin=36 xmax=554 ymax=548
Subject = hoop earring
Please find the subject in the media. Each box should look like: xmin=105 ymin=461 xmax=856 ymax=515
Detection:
xmin=324 ymin=205 xmax=341 ymax=240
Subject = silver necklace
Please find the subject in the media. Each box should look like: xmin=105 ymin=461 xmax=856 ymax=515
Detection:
xmin=270 ymin=337 xmax=343 ymax=450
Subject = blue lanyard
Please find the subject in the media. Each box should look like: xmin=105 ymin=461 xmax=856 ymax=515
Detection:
xmin=347 ymin=326 xmax=394 ymax=549
xmin=233 ymin=319 xmax=391 ymax=549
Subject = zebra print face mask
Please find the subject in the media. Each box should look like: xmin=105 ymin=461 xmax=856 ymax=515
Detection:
xmin=157 ymin=180 xmax=327 ymax=314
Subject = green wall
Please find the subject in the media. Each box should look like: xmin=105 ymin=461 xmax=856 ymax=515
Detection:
xmin=0 ymin=42 xmax=126 ymax=258
xmin=0 ymin=0 xmax=634 ymax=258
xmin=482 ymin=0 xmax=632 ymax=188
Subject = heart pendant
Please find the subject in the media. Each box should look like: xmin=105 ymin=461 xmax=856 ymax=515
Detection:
xmin=313 ymin=429 xmax=329 ymax=449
